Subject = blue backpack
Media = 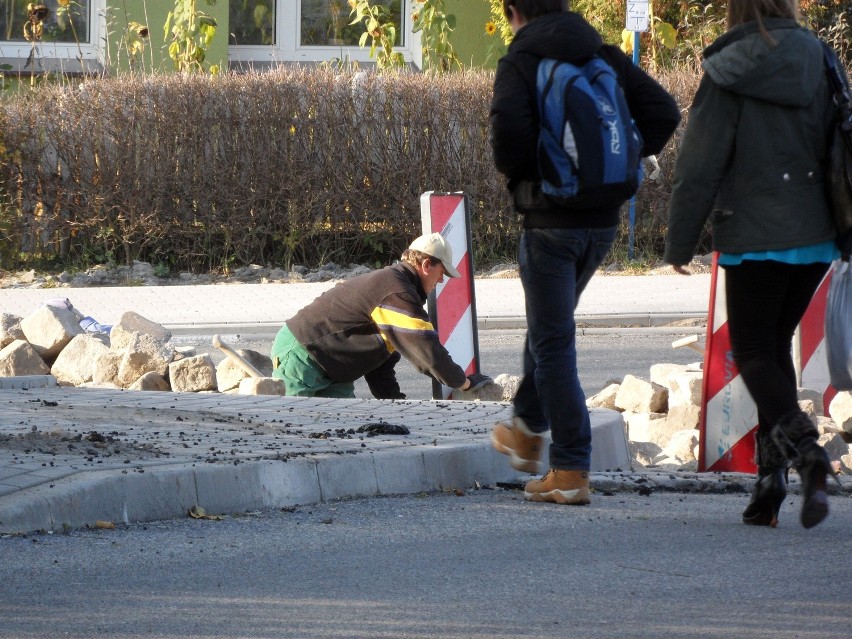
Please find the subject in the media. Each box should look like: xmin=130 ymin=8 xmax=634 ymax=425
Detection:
xmin=536 ymin=56 xmax=643 ymax=208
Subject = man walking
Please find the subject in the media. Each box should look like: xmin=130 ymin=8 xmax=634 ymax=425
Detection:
xmin=489 ymin=0 xmax=680 ymax=504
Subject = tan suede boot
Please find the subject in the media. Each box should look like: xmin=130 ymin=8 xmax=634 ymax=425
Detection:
xmin=524 ymin=469 xmax=590 ymax=505
xmin=491 ymin=416 xmax=543 ymax=474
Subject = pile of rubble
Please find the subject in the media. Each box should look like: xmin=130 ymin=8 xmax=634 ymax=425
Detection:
xmin=0 ymin=302 xmax=507 ymax=401
xmin=584 ymin=364 xmax=852 ymax=474
xmin=0 ymin=304 xmax=283 ymax=396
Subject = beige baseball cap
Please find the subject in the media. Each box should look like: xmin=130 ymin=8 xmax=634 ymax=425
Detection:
xmin=408 ymin=232 xmax=461 ymax=278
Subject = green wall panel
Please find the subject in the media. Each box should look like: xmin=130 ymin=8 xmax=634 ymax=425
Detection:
xmin=107 ymin=0 xmax=228 ymax=72
xmin=447 ymin=0 xmax=500 ymax=69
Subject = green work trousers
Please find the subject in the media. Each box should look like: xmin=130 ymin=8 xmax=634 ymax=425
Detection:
xmin=270 ymin=325 xmax=355 ymax=398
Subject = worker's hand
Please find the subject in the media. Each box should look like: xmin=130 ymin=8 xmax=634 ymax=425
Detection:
xmin=671 ymin=264 xmax=691 ymax=275
xmin=463 ymin=372 xmax=493 ymax=392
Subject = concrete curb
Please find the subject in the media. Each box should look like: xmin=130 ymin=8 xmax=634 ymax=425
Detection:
xmin=4 ymin=450 xmax=850 ymax=534
xmin=0 ymin=444 xmax=520 ymax=533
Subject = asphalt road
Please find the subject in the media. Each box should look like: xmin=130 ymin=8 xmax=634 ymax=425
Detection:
xmin=3 ymin=488 xmax=850 ymax=639
xmin=179 ymin=328 xmax=703 ymax=400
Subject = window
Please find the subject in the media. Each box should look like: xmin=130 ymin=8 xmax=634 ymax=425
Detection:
xmin=0 ymin=0 xmax=106 ymax=71
xmin=229 ymin=0 xmax=276 ymax=46
xmin=229 ymin=0 xmax=419 ymax=68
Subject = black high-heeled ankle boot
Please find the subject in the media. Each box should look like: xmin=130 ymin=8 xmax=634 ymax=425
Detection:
xmin=795 ymin=437 xmax=830 ymax=529
xmin=742 ymin=430 xmax=788 ymax=527
xmin=771 ymin=411 xmax=831 ymax=530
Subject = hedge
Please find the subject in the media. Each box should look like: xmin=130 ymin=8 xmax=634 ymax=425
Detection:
xmin=0 ymin=66 xmax=700 ymax=273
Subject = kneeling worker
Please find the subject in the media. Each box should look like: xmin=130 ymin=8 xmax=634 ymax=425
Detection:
xmin=271 ymin=232 xmax=492 ymax=399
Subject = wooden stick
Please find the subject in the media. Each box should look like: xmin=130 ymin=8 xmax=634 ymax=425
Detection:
xmin=212 ymin=335 xmax=264 ymax=378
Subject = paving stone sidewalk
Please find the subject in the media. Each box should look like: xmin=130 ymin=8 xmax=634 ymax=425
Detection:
xmin=5 ymin=384 xmax=844 ymax=536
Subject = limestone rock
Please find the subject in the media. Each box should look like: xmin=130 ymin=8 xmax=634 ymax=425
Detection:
xmin=0 ymin=340 xmax=49 ymax=376
xmin=623 ymin=411 xmax=667 ymax=444
xmin=0 ymin=313 xmax=25 ymax=348
xmin=117 ymin=333 xmax=174 ymax=387
xmin=77 ymin=381 xmax=121 ymax=389
xmin=655 ymin=429 xmax=699 ymax=465
xmin=829 ymin=392 xmax=852 ymax=434
xmin=93 ymin=350 xmax=123 ymax=386
xmin=816 ymin=415 xmax=836 ymax=436
xmin=665 ymin=404 xmax=701 ymax=432
xmin=627 ymin=406 xmax=697 ymax=448
xmin=454 ymin=382 xmax=504 ymax=402
xmin=110 ymin=312 xmax=172 ymax=351
xmin=215 ymin=349 xmax=274 ymax=392
xmin=817 ymin=431 xmax=851 ymax=464
xmin=629 ymin=440 xmax=663 ymax=467
xmin=797 ymin=387 xmax=825 ymax=417
xmin=19 ymin=305 xmax=83 ymax=359
xmin=799 ymin=399 xmax=818 ymax=421
xmin=173 ymin=346 xmax=197 ymax=361
xmin=50 ymin=334 xmax=111 ymax=386
xmin=238 ymin=377 xmax=287 ymax=396
xmin=129 ymin=372 xmax=171 ymax=392
xmin=615 ymin=374 xmax=668 ymax=413
xmin=493 ymin=373 xmax=521 ymax=402
xmin=649 ymin=363 xmax=689 ymax=389
xmin=169 ymin=354 xmax=217 ymax=392
xmin=586 ymin=383 xmax=620 ymax=410
xmin=668 ymin=371 xmax=703 ymax=408
xmin=841 ymin=451 xmax=852 ymax=474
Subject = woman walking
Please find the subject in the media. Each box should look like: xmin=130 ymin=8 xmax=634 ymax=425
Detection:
xmin=665 ymin=0 xmax=841 ymax=528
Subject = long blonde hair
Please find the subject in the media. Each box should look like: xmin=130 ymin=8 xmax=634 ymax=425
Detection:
xmin=727 ymin=0 xmax=799 ymax=44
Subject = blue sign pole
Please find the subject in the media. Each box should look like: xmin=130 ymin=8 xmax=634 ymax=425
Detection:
xmin=627 ymin=31 xmax=640 ymax=260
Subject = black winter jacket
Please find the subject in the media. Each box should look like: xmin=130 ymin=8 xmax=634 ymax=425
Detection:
xmin=489 ymin=12 xmax=681 ymax=228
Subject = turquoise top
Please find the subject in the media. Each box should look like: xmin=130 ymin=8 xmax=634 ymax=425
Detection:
xmin=718 ymin=240 xmax=840 ymax=266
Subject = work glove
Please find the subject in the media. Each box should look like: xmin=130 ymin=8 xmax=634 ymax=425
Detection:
xmin=465 ymin=372 xmax=493 ymax=392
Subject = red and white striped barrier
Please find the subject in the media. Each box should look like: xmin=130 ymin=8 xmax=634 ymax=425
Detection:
xmin=699 ymin=254 xmax=835 ymax=472
xmin=795 ymin=273 xmax=838 ymax=412
xmin=419 ymin=192 xmax=480 ymax=399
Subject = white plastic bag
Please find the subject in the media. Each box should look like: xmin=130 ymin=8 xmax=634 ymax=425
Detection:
xmin=825 ymin=258 xmax=852 ymax=390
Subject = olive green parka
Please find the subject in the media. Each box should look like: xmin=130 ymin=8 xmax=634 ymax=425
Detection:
xmin=664 ymin=18 xmax=836 ymax=265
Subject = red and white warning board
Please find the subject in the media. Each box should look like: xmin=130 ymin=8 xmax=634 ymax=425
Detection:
xmin=699 ymin=254 xmax=835 ymax=472
xmin=419 ymin=191 xmax=480 ymax=399
xmin=795 ymin=273 xmax=838 ymax=412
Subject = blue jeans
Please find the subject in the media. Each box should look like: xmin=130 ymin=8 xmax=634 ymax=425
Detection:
xmin=513 ymin=226 xmax=617 ymax=471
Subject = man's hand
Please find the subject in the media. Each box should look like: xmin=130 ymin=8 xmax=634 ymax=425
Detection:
xmin=463 ymin=372 xmax=493 ymax=391
xmin=671 ymin=264 xmax=691 ymax=275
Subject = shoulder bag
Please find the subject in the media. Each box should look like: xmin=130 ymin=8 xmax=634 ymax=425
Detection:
xmin=820 ymin=42 xmax=852 ymax=249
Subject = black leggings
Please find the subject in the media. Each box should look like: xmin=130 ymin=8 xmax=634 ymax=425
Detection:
xmin=723 ymin=260 xmax=830 ymax=431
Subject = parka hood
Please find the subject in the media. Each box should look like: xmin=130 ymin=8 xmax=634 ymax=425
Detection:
xmin=701 ymin=18 xmax=824 ymax=107
xmin=508 ymin=11 xmax=602 ymax=63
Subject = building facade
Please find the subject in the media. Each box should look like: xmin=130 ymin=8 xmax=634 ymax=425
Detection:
xmin=0 ymin=0 xmax=493 ymax=74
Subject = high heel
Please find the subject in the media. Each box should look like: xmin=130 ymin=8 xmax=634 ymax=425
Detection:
xmin=770 ymin=411 xmax=831 ymax=529
xmin=742 ymin=468 xmax=787 ymax=527
xmin=797 ymin=439 xmax=830 ymax=530
xmin=742 ymin=430 xmax=788 ymax=527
